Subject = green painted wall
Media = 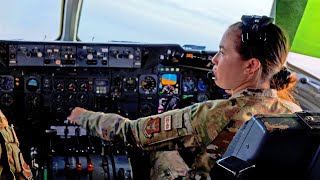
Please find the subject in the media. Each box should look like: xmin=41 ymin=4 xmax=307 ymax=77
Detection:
xmin=291 ymin=0 xmax=320 ymax=58
xmin=276 ymin=0 xmax=320 ymax=58
xmin=275 ymin=0 xmax=308 ymax=46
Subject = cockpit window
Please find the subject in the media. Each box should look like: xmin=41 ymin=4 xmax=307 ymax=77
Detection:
xmin=78 ymin=0 xmax=273 ymax=50
xmin=0 ymin=1 xmax=60 ymax=41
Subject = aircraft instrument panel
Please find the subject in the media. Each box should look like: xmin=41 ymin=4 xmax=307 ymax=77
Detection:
xmin=0 ymin=40 xmax=228 ymax=179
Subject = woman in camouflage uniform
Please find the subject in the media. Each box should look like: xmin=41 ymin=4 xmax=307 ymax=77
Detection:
xmin=67 ymin=15 xmax=302 ymax=179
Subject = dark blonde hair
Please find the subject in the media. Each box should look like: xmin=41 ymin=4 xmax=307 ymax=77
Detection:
xmin=229 ymin=22 xmax=298 ymax=103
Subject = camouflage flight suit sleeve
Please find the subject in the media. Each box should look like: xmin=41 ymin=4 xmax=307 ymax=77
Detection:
xmin=0 ymin=110 xmax=33 ymax=179
xmin=77 ymin=99 xmax=236 ymax=151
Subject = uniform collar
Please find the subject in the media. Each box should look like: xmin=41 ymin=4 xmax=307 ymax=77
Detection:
xmin=231 ymin=88 xmax=277 ymax=98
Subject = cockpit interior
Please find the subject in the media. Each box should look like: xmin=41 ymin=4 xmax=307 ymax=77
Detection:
xmin=0 ymin=0 xmax=320 ymax=179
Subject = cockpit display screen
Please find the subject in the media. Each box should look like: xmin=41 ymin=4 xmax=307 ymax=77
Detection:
xmin=159 ymin=73 xmax=180 ymax=95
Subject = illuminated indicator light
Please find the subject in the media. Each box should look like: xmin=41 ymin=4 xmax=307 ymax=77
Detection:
xmin=165 ymin=68 xmax=169 ymax=71
xmin=186 ymin=53 xmax=193 ymax=58
xmin=176 ymin=68 xmax=180 ymax=71
xmin=87 ymin=163 xmax=94 ymax=172
xmin=160 ymin=68 xmax=164 ymax=71
xmin=56 ymin=60 xmax=61 ymax=65
xmin=170 ymin=68 xmax=174 ymax=71
xmin=76 ymin=163 xmax=82 ymax=171
xmin=15 ymin=82 xmax=20 ymax=86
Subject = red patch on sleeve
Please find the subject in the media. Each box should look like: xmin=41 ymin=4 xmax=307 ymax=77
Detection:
xmin=143 ymin=117 xmax=161 ymax=138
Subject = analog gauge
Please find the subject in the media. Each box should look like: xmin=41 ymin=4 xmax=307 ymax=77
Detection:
xmin=54 ymin=81 xmax=64 ymax=91
xmin=0 ymin=93 xmax=14 ymax=107
xmin=139 ymin=103 xmax=153 ymax=116
xmin=140 ymin=76 xmax=157 ymax=94
xmin=76 ymin=92 xmax=88 ymax=104
xmin=0 ymin=76 xmax=14 ymax=92
xmin=78 ymin=81 xmax=89 ymax=91
xmin=197 ymin=78 xmax=209 ymax=92
xmin=26 ymin=78 xmax=40 ymax=93
xmin=65 ymin=92 xmax=76 ymax=103
xmin=66 ymin=105 xmax=75 ymax=113
xmin=52 ymin=92 xmax=64 ymax=103
xmin=183 ymin=77 xmax=196 ymax=93
xmin=52 ymin=104 xmax=63 ymax=114
xmin=123 ymin=77 xmax=137 ymax=92
xmin=197 ymin=93 xmax=209 ymax=102
xmin=67 ymin=81 xmax=77 ymax=91
xmin=25 ymin=94 xmax=40 ymax=109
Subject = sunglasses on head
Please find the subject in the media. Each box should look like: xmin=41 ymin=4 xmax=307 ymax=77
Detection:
xmin=241 ymin=15 xmax=274 ymax=43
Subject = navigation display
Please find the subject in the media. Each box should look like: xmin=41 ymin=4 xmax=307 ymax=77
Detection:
xmin=159 ymin=73 xmax=180 ymax=95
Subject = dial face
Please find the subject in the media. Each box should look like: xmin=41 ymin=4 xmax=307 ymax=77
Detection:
xmin=139 ymin=103 xmax=153 ymax=116
xmin=26 ymin=78 xmax=40 ymax=93
xmin=67 ymin=81 xmax=77 ymax=91
xmin=140 ymin=76 xmax=157 ymax=94
xmin=123 ymin=77 xmax=137 ymax=91
xmin=0 ymin=76 xmax=14 ymax=92
xmin=197 ymin=78 xmax=208 ymax=91
xmin=25 ymin=94 xmax=40 ymax=109
xmin=54 ymin=81 xmax=64 ymax=91
xmin=76 ymin=92 xmax=88 ymax=104
xmin=52 ymin=104 xmax=63 ymax=113
xmin=197 ymin=93 xmax=209 ymax=102
xmin=78 ymin=81 xmax=89 ymax=91
xmin=0 ymin=93 xmax=14 ymax=107
xmin=65 ymin=92 xmax=76 ymax=103
xmin=52 ymin=92 xmax=64 ymax=103
xmin=182 ymin=77 xmax=196 ymax=93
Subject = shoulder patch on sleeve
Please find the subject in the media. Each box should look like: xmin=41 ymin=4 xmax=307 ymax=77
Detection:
xmin=173 ymin=112 xmax=183 ymax=129
xmin=143 ymin=117 xmax=161 ymax=138
xmin=164 ymin=115 xmax=172 ymax=131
